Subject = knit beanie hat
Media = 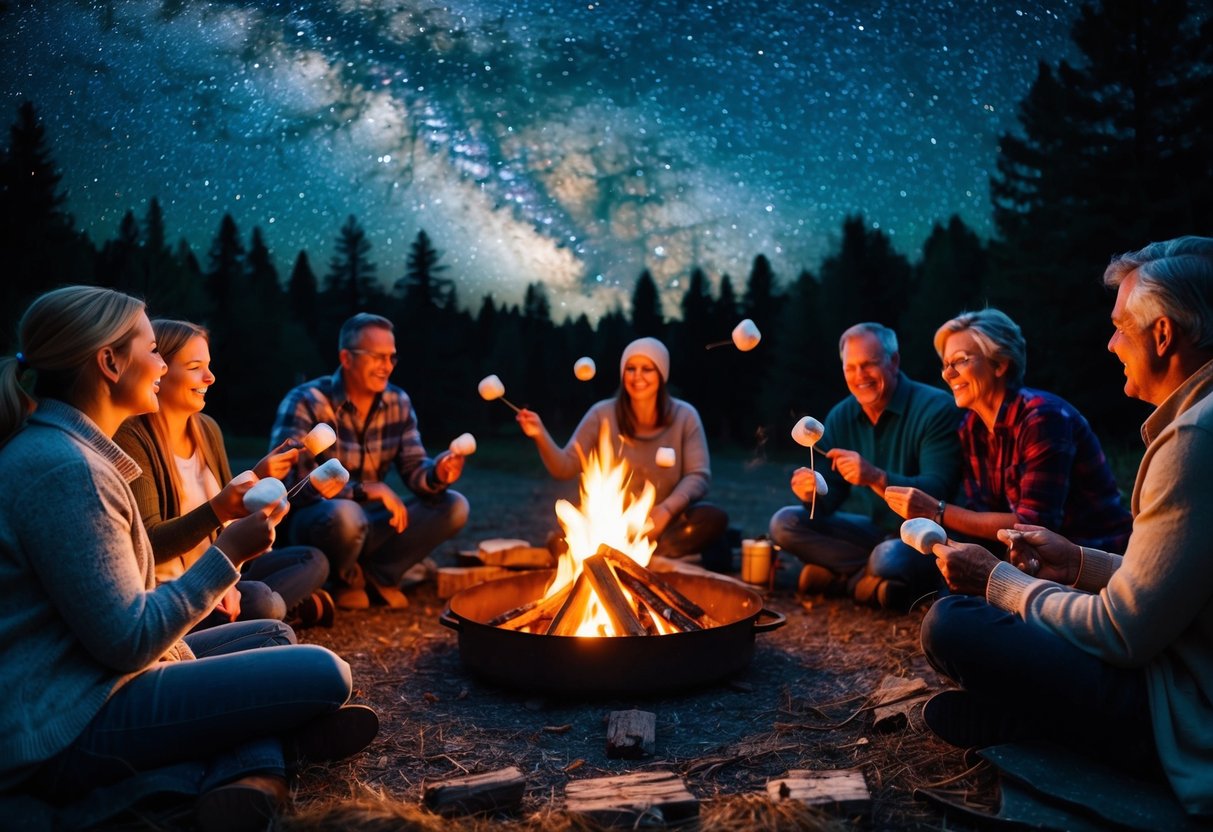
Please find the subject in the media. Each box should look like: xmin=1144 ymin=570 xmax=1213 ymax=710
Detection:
xmin=619 ymin=337 xmax=670 ymax=382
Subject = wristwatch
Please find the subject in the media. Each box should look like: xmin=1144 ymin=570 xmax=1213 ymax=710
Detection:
xmin=351 ymin=481 xmax=367 ymax=502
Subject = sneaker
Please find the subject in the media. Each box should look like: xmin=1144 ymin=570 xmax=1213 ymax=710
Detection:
xmin=366 ymin=575 xmax=408 ymax=610
xmin=798 ymin=564 xmax=836 ymax=594
xmin=400 ymin=557 xmax=437 ymax=587
xmin=292 ymin=704 xmax=380 ymax=764
xmin=333 ymin=585 xmax=370 ymax=610
xmin=922 ymin=689 xmax=1033 ymax=749
xmin=196 ymin=773 xmax=286 ymax=832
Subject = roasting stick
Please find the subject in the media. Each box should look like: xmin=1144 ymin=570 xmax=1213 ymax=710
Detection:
xmin=706 ymin=319 xmax=763 ymax=351
xmin=478 ymin=374 xmax=521 ymax=413
xmin=791 ymin=416 xmax=825 ymax=519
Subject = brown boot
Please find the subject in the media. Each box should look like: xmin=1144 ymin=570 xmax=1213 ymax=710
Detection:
xmin=196 ymin=773 xmax=287 ymax=832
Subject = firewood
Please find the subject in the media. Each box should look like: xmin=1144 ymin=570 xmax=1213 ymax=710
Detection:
xmin=597 ymin=545 xmax=717 ymax=627
xmin=606 ymin=709 xmax=656 ymax=759
xmin=582 ymin=554 xmax=647 ymax=637
xmin=422 ymin=765 xmax=526 ymax=817
xmin=565 ymin=770 xmax=697 ymax=827
xmin=616 ymin=571 xmax=701 ymax=632
xmin=436 ymin=566 xmax=513 ymax=599
xmin=547 ymin=573 xmax=594 ymax=636
xmin=480 ymin=545 xmax=555 ymax=569
xmin=766 ymin=769 xmax=870 ymax=814
xmin=491 ymin=585 xmax=570 ymax=630
xmin=870 ymin=675 xmax=930 ymax=730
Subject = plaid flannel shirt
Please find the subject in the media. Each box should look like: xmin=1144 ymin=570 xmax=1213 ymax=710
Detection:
xmin=269 ymin=369 xmax=443 ymax=508
xmin=959 ymin=386 xmax=1132 ymax=552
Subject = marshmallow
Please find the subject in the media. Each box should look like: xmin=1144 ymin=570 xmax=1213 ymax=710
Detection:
xmin=449 ymin=432 xmax=477 ymax=456
xmin=791 ymin=416 xmax=825 ymax=448
xmin=230 ymin=470 xmax=258 ymax=488
xmin=812 ymin=469 xmax=828 ymax=496
xmin=309 ymin=458 xmax=350 ymax=489
xmin=900 ymin=517 xmax=947 ymax=554
xmin=478 ymin=374 xmax=506 ymax=401
xmin=243 ymin=477 xmax=287 ymax=513
xmin=573 ymin=357 xmax=596 ymax=381
xmin=302 ymin=423 xmax=337 ymax=456
xmin=732 ymin=318 xmax=762 ymax=352
xmin=655 ymin=446 xmax=676 ymax=468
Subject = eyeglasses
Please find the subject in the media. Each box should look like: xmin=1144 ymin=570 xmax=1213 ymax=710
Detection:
xmin=348 ymin=349 xmax=398 ymax=367
xmin=940 ymin=353 xmax=977 ymax=375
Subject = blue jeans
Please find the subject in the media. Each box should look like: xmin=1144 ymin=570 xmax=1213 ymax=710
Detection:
xmin=31 ymin=620 xmax=352 ymax=800
xmin=768 ymin=507 xmax=884 ymax=575
xmin=290 ymin=491 xmax=468 ymax=588
xmin=922 ymin=594 xmax=1157 ymax=772
xmin=867 ymin=537 xmax=945 ymax=599
xmin=191 ymin=545 xmax=330 ymax=629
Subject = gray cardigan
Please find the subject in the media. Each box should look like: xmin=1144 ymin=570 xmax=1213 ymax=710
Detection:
xmin=0 ymin=400 xmax=237 ymax=787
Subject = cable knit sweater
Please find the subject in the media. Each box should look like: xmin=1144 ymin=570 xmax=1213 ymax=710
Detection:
xmin=986 ymin=358 xmax=1213 ymax=815
xmin=0 ymin=400 xmax=237 ymax=788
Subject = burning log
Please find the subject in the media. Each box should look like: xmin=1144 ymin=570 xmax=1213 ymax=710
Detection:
xmin=597 ymin=545 xmax=719 ymax=628
xmin=489 ymin=586 xmax=570 ymax=630
xmin=548 ymin=572 xmax=594 ymax=636
xmin=582 ymin=554 xmax=647 ymax=637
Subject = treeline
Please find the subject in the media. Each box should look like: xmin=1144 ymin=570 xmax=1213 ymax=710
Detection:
xmin=1 ymin=0 xmax=1210 ymax=449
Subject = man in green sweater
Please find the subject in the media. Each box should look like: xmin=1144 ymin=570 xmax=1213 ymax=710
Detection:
xmin=768 ymin=322 xmax=962 ymax=608
xmin=922 ymin=236 xmax=1213 ymax=818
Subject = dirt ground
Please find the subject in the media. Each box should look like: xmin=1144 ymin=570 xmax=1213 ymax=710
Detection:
xmin=283 ymin=450 xmax=995 ymax=830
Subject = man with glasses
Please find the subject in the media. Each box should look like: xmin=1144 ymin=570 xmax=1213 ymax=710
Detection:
xmin=270 ymin=313 xmax=468 ymax=610
xmin=768 ymin=322 xmax=963 ymax=610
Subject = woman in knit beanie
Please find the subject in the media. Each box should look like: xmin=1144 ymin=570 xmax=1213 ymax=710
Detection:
xmin=516 ymin=336 xmax=730 ymax=563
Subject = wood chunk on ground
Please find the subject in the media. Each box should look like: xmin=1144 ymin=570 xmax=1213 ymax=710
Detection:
xmin=606 ymin=709 xmax=656 ymax=759
xmin=766 ymin=769 xmax=870 ymax=814
xmin=436 ymin=566 xmax=514 ymax=599
xmin=422 ymin=766 xmax=526 ymax=817
xmin=565 ymin=770 xmax=697 ymax=827
xmin=870 ymin=675 xmax=930 ymax=730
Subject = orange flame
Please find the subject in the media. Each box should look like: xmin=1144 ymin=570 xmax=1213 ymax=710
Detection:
xmin=544 ymin=421 xmax=657 ymax=636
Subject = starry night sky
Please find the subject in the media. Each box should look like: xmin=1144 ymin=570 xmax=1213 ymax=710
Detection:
xmin=2 ymin=0 xmax=1081 ymax=320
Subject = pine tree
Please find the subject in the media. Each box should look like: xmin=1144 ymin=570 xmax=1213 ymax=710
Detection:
xmin=630 ymin=270 xmax=664 ymax=338
xmin=287 ymin=250 xmax=320 ymax=333
xmin=396 ymin=229 xmax=452 ymax=314
xmin=206 ymin=213 xmax=244 ymax=316
xmin=325 ymin=215 xmax=376 ymax=317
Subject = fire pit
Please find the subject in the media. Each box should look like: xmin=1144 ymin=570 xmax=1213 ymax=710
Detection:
xmin=439 ymin=424 xmax=784 ymax=694
xmin=440 ymin=567 xmax=784 ymax=695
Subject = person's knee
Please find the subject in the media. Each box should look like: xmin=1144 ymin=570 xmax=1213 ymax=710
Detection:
xmin=290 ymin=644 xmax=354 ymax=705
xmin=868 ymin=539 xmax=915 ymax=578
xmin=238 ymin=582 xmax=288 ymax=621
xmin=921 ymin=595 xmax=975 ymax=665
xmin=297 ymin=500 xmax=368 ymax=553
xmin=300 ymin=546 xmax=331 ymax=583
xmin=768 ymin=506 xmax=801 ymax=545
xmin=440 ymin=490 xmax=470 ymax=534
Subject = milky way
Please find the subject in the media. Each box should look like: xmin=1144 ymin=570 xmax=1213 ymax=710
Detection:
xmin=1 ymin=0 xmax=1079 ymax=319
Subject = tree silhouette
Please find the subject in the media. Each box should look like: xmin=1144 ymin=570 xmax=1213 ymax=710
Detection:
xmin=287 ymin=250 xmax=320 ymax=334
xmin=325 ymin=214 xmax=377 ymax=317
xmin=205 ymin=213 xmax=244 ymax=317
xmin=631 ymin=269 xmax=664 ymax=338
xmin=396 ymin=229 xmax=453 ymax=314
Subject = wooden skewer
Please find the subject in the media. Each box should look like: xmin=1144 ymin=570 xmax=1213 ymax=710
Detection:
xmin=704 ymin=340 xmax=731 ymax=350
xmin=498 ymin=396 xmax=521 ymax=414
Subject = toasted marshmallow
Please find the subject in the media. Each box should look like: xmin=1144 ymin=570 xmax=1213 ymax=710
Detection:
xmin=791 ymin=416 xmax=825 ymax=448
xmin=478 ymin=374 xmax=506 ymax=401
xmin=732 ymin=318 xmax=762 ymax=351
xmin=243 ymin=477 xmax=287 ymax=512
xmin=901 ymin=517 xmax=947 ymax=554
xmin=309 ymin=458 xmax=350 ymax=490
xmin=449 ymin=432 xmax=477 ymax=456
xmin=302 ymin=423 xmax=337 ymax=456
xmin=655 ymin=446 xmax=676 ymax=468
xmin=573 ymin=357 xmax=596 ymax=381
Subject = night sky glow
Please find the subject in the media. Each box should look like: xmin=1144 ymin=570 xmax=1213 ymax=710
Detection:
xmin=2 ymin=1 xmax=1080 ymax=319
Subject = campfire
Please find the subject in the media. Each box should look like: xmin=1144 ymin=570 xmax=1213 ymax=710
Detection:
xmin=487 ymin=424 xmax=719 ymax=637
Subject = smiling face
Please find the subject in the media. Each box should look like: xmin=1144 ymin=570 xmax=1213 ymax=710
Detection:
xmin=941 ymin=330 xmax=1008 ymax=421
xmin=622 ymin=355 xmax=661 ymax=408
xmin=1107 ymin=271 xmax=1164 ymax=404
xmin=158 ymin=334 xmax=214 ymax=417
xmin=841 ymin=331 xmax=899 ymax=418
xmin=340 ymin=324 xmax=397 ymax=399
xmin=112 ymin=313 xmax=168 ymax=417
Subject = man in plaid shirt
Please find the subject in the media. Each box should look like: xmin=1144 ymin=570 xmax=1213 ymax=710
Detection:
xmin=270 ymin=313 xmax=468 ymax=610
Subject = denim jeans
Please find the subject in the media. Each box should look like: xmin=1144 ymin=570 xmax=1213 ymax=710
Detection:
xmin=768 ymin=507 xmax=885 ymax=575
xmin=190 ymin=545 xmax=330 ymax=630
xmin=867 ymin=537 xmax=945 ymax=599
xmin=290 ymin=491 xmax=468 ymax=588
xmin=31 ymin=620 xmax=352 ymax=801
xmin=922 ymin=594 xmax=1157 ymax=772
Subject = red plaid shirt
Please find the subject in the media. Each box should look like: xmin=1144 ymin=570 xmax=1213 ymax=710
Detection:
xmin=960 ymin=387 xmax=1132 ymax=552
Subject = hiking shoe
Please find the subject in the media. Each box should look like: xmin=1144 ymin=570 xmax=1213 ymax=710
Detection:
xmin=797 ymin=564 xmax=835 ymax=594
xmin=366 ymin=575 xmax=408 ymax=610
xmin=292 ymin=704 xmax=380 ymax=764
xmin=922 ymin=689 xmax=1033 ymax=749
xmin=287 ymin=589 xmax=336 ymax=629
xmin=196 ymin=773 xmax=286 ymax=832
xmin=333 ymin=585 xmax=370 ymax=610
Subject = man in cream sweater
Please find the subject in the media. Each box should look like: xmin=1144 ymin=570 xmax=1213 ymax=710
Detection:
xmin=920 ymin=236 xmax=1213 ymax=818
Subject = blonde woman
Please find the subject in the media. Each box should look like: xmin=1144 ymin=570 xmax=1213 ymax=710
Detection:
xmin=0 ymin=287 xmax=375 ymax=831
xmin=117 ymin=319 xmax=333 ymax=629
